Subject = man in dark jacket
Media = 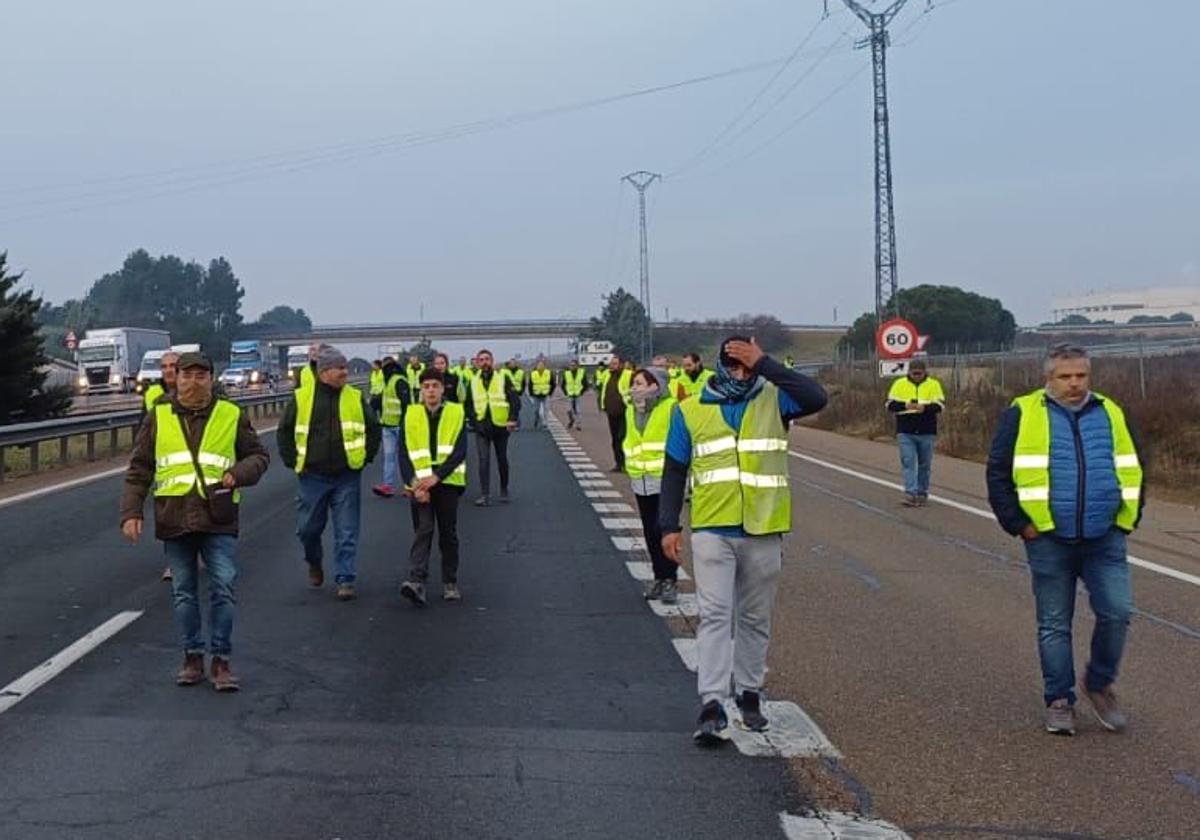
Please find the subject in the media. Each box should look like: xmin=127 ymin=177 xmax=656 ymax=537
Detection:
xmin=463 ymin=348 xmax=520 ymax=506
xmin=278 ymin=346 xmax=381 ymax=600
xmin=598 ymin=354 xmax=632 ymax=471
xmin=120 ymin=352 xmax=270 ymax=691
xmin=986 ymin=343 xmax=1144 ymax=736
xmin=885 ymin=359 xmax=946 ymax=507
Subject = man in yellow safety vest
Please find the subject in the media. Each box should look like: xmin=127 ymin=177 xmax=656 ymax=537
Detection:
xmin=528 ymin=358 xmax=555 ymax=430
xmin=885 ymin=358 xmax=946 ymax=507
xmin=464 ymin=348 xmax=521 ymax=506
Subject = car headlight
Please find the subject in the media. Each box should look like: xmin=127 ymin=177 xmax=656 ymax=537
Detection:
xmin=250 ymin=371 xmax=260 ymax=383
xmin=78 ymin=376 xmax=88 ymax=387
xmin=110 ymin=374 xmax=121 ymax=384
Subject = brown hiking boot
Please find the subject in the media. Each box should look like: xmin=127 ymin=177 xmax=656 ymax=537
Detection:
xmin=210 ymin=657 xmax=240 ymax=692
xmin=1082 ymin=684 xmax=1129 ymax=732
xmin=308 ymin=564 xmax=324 ymax=588
xmin=175 ymin=653 xmax=205 ymax=686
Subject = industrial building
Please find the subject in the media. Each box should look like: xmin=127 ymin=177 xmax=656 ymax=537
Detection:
xmin=1051 ymin=287 xmax=1200 ymax=324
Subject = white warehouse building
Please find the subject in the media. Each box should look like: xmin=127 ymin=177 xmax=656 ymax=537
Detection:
xmin=1051 ymin=287 xmax=1200 ymax=323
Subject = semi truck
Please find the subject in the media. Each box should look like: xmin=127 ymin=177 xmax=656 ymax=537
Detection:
xmin=285 ymin=345 xmax=310 ymax=384
xmin=76 ymin=327 xmax=171 ymax=394
xmin=220 ymin=339 xmax=279 ymax=390
xmin=135 ymin=343 xmax=200 ymax=393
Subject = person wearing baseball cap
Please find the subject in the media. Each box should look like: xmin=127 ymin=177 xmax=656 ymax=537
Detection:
xmin=120 ymin=351 xmax=270 ymax=692
xmin=658 ymin=335 xmax=827 ymax=745
xmin=886 ymin=357 xmax=946 ymax=507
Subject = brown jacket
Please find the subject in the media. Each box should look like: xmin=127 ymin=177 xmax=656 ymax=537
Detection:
xmin=120 ymin=395 xmax=270 ymax=540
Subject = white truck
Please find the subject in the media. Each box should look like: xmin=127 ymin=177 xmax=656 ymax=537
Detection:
xmin=136 ymin=343 xmax=201 ymax=393
xmin=76 ymin=327 xmax=171 ymax=394
xmin=285 ymin=345 xmax=310 ymax=383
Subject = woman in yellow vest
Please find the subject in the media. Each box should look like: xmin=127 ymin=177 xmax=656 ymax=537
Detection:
xmin=622 ymin=368 xmax=680 ymax=604
xmin=397 ymin=369 xmax=469 ymax=605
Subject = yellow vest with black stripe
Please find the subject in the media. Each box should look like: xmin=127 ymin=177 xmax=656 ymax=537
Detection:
xmin=380 ymin=373 xmax=405 ymax=427
xmin=293 ymin=383 xmax=368 ymax=473
xmin=1010 ymin=390 xmax=1142 ymax=532
xmin=470 ymin=371 xmax=510 ymax=425
xmin=405 ymin=401 xmax=467 ymax=487
xmin=153 ymin=400 xmax=241 ymax=501
xmin=678 ymin=382 xmax=790 ymax=534
xmin=623 ymin=398 xmax=676 ymax=480
xmin=530 ymin=368 xmax=553 ymax=396
xmin=886 ymin=375 xmax=946 ymax=413
xmin=143 ymin=383 xmax=165 ymax=411
xmin=562 ymin=368 xmax=586 ymax=397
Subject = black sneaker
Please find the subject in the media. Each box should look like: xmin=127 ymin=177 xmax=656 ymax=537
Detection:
xmin=399 ymin=580 xmax=428 ymax=607
xmin=735 ymin=690 xmax=770 ymax=732
xmin=498 ymin=491 xmax=511 ymax=504
xmin=693 ymin=700 xmax=730 ymax=746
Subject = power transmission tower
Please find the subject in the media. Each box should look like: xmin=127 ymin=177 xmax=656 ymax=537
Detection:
xmin=837 ymin=0 xmax=923 ymax=325
xmin=622 ymin=170 xmax=661 ymax=361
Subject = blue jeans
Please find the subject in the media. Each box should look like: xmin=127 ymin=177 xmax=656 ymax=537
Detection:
xmin=380 ymin=426 xmax=401 ymax=488
xmin=532 ymin=397 xmax=548 ymax=429
xmin=164 ymin=533 xmax=238 ymax=657
xmin=1025 ymin=528 xmax=1134 ymax=705
xmin=897 ymin=433 xmax=935 ymax=496
xmin=297 ymin=471 xmax=362 ymax=584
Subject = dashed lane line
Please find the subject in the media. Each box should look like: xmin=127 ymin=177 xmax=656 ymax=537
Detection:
xmin=592 ymin=502 xmax=635 ymax=514
xmin=647 ymin=594 xmax=699 ymax=617
xmin=0 ymin=611 xmax=144 ymax=715
xmin=789 ymin=450 xmax=1200 ymax=589
xmin=600 ymin=517 xmax=645 ymax=531
xmin=779 ymin=811 xmax=910 ymax=839
xmin=584 ymin=490 xmax=622 ymax=499
xmin=625 ymin=560 xmax=690 ymax=582
xmin=577 ymin=480 xmax=614 ymax=488
xmin=611 ymin=535 xmax=647 ymax=551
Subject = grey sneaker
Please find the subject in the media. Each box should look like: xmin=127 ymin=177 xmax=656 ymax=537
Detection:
xmin=474 ymin=496 xmax=491 ymax=507
xmin=1082 ymin=684 xmax=1128 ymax=732
xmin=1045 ymin=698 xmax=1076 ymax=735
xmin=644 ymin=580 xmax=665 ymax=601
xmin=901 ymin=494 xmax=920 ymax=507
xmin=400 ymin=580 xmax=427 ymax=606
xmin=442 ymin=583 xmax=462 ymax=602
xmin=660 ymin=579 xmax=679 ymax=605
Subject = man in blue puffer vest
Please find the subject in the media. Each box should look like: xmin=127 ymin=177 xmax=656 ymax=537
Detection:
xmin=987 ymin=343 xmax=1145 ymax=737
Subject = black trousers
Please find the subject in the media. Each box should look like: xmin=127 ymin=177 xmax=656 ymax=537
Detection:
xmin=408 ymin=484 xmax=461 ymax=583
xmin=475 ymin=429 xmax=510 ymax=496
xmin=606 ymin=412 xmax=625 ymax=470
xmin=635 ymin=492 xmax=676 ymax=581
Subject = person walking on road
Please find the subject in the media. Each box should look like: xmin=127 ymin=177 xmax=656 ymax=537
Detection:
xmin=372 ymin=356 xmax=410 ymax=498
xmin=120 ymin=352 xmax=270 ymax=691
xmin=279 ymin=346 xmax=380 ymax=601
xmin=528 ymin=358 xmax=555 ymax=430
xmin=398 ymin=369 xmax=469 ymax=606
xmin=659 ymin=336 xmax=827 ymax=745
xmin=464 ymin=349 xmax=520 ymax=506
xmin=886 ymin=358 xmax=946 ymax=507
xmin=561 ymin=359 xmax=588 ymax=430
xmin=675 ymin=352 xmax=713 ymax=402
xmin=597 ymin=355 xmax=632 ymax=471
xmin=623 ymin=367 xmax=680 ymax=604
xmin=986 ymin=343 xmax=1144 ymax=736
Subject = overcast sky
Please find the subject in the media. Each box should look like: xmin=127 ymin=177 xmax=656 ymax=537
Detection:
xmin=2 ymin=0 xmax=1198 ymax=334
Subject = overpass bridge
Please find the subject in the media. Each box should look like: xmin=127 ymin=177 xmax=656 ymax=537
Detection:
xmin=257 ymin=318 xmax=841 ymax=346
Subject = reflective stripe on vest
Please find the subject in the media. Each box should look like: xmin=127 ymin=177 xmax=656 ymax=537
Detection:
xmin=678 ymin=382 xmax=790 ymax=535
xmin=562 ymin=368 xmax=586 ymax=396
xmin=405 ymin=401 xmax=467 ymax=487
xmin=622 ymin=398 xmax=676 ymax=480
xmin=143 ymin=383 xmax=165 ymax=412
xmin=380 ymin=374 xmax=404 ymax=426
xmin=530 ymin=369 xmax=553 ymax=396
xmin=153 ymin=400 xmax=241 ymax=501
xmin=294 ymin=384 xmax=368 ymax=473
xmin=470 ymin=372 xmax=509 ymax=425
xmin=1010 ymin=390 xmax=1143 ymax=532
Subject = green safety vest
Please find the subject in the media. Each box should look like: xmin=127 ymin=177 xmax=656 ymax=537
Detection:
xmin=505 ymin=368 xmax=526 ymax=392
xmin=380 ymin=373 xmax=405 ymax=427
xmin=405 ymin=364 xmax=426 ymax=399
xmin=405 ymin=401 xmax=467 ymax=487
xmin=470 ymin=371 xmax=510 ymax=425
xmin=886 ymin=375 xmax=946 ymax=414
xmin=622 ymin=398 xmax=677 ymax=480
xmin=530 ymin=369 xmax=553 ymax=396
xmin=1010 ymin=390 xmax=1142 ymax=533
xmin=294 ymin=383 xmax=367 ymax=473
xmin=153 ymin=400 xmax=241 ymax=502
xmin=369 ymin=369 xmax=385 ymax=396
xmin=678 ymin=382 xmax=790 ymax=535
xmin=597 ymin=368 xmax=632 ymax=411
xmin=562 ymin=368 xmax=587 ymax=397
xmin=143 ymin=383 xmax=165 ymax=412
xmin=677 ymin=369 xmax=714 ymax=400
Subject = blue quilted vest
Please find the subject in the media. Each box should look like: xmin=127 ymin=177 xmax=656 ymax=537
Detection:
xmin=1047 ymin=399 xmax=1122 ymax=540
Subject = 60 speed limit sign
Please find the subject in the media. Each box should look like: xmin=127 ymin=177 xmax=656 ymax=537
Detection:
xmin=876 ymin=318 xmax=918 ymax=359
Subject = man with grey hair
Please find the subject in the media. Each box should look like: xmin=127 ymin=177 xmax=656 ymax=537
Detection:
xmin=279 ymin=345 xmax=381 ymax=600
xmin=986 ymin=343 xmax=1145 ymax=736
xmin=885 ymin=357 xmax=946 ymax=506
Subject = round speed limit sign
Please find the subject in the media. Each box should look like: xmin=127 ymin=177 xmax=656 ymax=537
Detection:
xmin=876 ymin=318 xmax=918 ymax=359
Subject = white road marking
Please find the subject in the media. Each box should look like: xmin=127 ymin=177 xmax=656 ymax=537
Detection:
xmin=592 ymin=502 xmax=635 ymax=514
xmin=0 ymin=610 xmax=143 ymax=714
xmin=0 ymin=424 xmax=279 ymax=509
xmin=671 ymin=637 xmax=698 ymax=672
xmin=601 ymin=517 xmax=644 ymax=531
xmin=579 ymin=479 xmax=613 ymax=488
xmin=779 ymin=812 xmax=909 ymax=839
xmin=584 ymin=490 xmax=622 ymax=499
xmin=611 ymin=535 xmax=647 ymax=551
xmin=574 ymin=471 xmax=606 ymax=479
xmin=626 ymin=561 xmax=689 ymax=581
xmin=790 ymin=449 xmax=1200 ymax=589
xmin=647 ymin=593 xmax=698 ymax=617
xmin=726 ymin=700 xmax=842 ymax=759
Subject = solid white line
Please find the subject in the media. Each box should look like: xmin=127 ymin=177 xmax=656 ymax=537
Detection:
xmin=790 ymin=449 xmax=1200 ymax=589
xmin=0 ymin=610 xmax=143 ymax=714
xmin=0 ymin=424 xmax=280 ymax=510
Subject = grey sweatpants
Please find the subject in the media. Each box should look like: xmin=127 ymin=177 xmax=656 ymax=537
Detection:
xmin=691 ymin=531 xmax=783 ymax=704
